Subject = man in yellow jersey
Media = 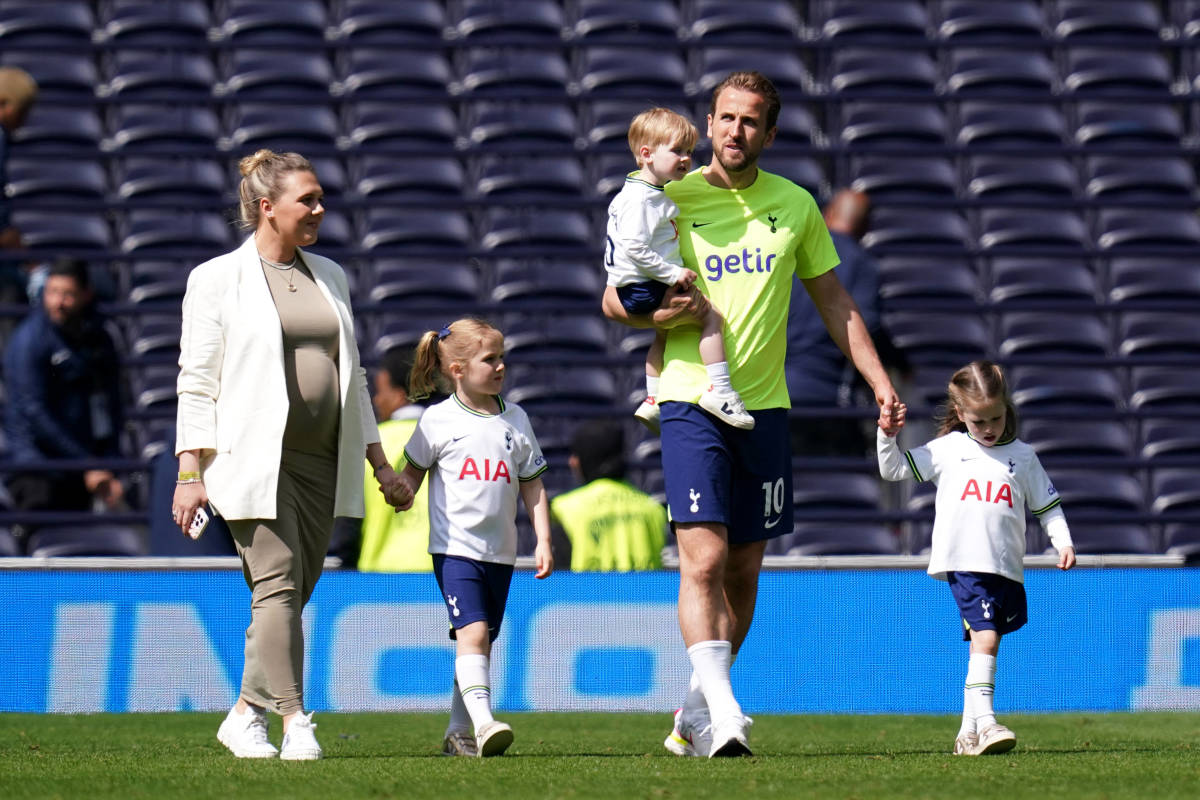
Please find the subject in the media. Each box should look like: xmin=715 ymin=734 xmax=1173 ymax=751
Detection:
xmin=550 ymin=420 xmax=667 ymax=571
xmin=352 ymin=347 xmax=432 ymax=571
xmin=602 ymin=71 xmax=905 ymax=757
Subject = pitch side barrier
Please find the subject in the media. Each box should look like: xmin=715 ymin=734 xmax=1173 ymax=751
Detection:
xmin=0 ymin=556 xmax=1195 ymax=715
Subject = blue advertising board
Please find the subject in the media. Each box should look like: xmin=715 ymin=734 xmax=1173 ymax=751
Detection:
xmin=1 ymin=568 xmax=1196 ymax=714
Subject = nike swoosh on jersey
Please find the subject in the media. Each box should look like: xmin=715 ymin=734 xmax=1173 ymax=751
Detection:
xmin=691 ymin=221 xmax=713 ymax=228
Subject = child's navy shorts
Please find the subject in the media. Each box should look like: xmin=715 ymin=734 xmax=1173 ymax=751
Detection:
xmin=617 ymin=280 xmax=670 ymax=315
xmin=947 ymin=571 xmax=1028 ymax=641
xmin=432 ymin=554 xmax=515 ymax=642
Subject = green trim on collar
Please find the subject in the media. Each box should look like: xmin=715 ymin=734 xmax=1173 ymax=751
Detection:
xmin=452 ymin=393 xmax=505 ymax=417
xmin=625 ymin=173 xmax=665 ymax=191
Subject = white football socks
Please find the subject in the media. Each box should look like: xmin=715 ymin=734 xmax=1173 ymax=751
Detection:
xmin=646 ymin=375 xmax=660 ymax=399
xmin=455 ymin=654 xmax=495 ymax=732
xmin=962 ymin=653 xmax=997 ymax=734
xmin=447 ymin=677 xmax=472 ymax=736
xmin=687 ymin=640 xmax=742 ymax=725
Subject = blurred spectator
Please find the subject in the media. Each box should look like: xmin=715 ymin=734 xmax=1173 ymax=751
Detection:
xmin=0 ymin=67 xmax=37 ymax=303
xmin=550 ymin=420 xmax=667 ymax=571
xmin=330 ymin=346 xmax=432 ymax=571
xmin=3 ymin=258 xmax=125 ymax=545
xmin=786 ymin=188 xmax=909 ymax=457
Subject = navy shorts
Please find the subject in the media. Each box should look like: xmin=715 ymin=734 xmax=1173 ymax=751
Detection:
xmin=947 ymin=571 xmax=1028 ymax=641
xmin=617 ymin=280 xmax=670 ymax=315
xmin=432 ymin=554 xmax=515 ymax=642
xmin=660 ymin=401 xmax=792 ymax=544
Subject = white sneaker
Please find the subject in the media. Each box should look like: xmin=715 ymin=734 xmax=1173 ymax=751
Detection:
xmin=709 ymin=714 xmax=753 ymax=758
xmin=634 ymin=397 xmax=661 ymax=434
xmin=974 ymin=723 xmax=1016 ymax=755
xmin=476 ymin=720 xmax=513 ymax=757
xmin=280 ymin=712 xmax=323 ymax=761
xmin=699 ymin=387 xmax=755 ymax=430
xmin=953 ymin=732 xmax=978 ymax=755
xmin=216 ymin=705 xmax=278 ymax=759
xmin=441 ymin=730 xmax=478 ymax=757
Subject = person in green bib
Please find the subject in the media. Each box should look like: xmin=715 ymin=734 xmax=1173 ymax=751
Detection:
xmin=550 ymin=420 xmax=667 ymax=571
xmin=603 ymin=71 xmax=905 ymax=757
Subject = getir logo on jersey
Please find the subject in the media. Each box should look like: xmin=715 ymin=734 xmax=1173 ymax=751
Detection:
xmin=960 ymin=479 xmax=1013 ymax=508
xmin=702 ymin=247 xmax=779 ymax=282
xmin=458 ymin=457 xmax=511 ymax=483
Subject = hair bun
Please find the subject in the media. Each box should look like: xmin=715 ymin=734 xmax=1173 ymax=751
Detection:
xmin=238 ymin=149 xmax=277 ymax=177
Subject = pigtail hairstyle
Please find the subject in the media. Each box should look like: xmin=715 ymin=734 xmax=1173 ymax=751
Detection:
xmin=407 ymin=318 xmax=505 ymax=401
xmin=935 ymin=360 xmax=1019 ymax=440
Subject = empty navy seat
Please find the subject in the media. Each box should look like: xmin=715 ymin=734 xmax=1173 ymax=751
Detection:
xmin=95 ymin=0 xmax=210 ymax=46
xmin=336 ymin=50 xmax=452 ymax=99
xmin=105 ymin=105 xmax=220 ymax=154
xmin=1163 ymin=525 xmax=1200 ymax=560
xmin=877 ymin=255 xmax=981 ymax=304
xmin=479 ymin=208 xmax=593 ymax=252
xmin=1096 ymin=209 xmax=1200 ymax=251
xmin=988 ymin=257 xmax=1099 ymax=305
xmin=827 ymin=48 xmax=938 ymax=95
xmin=1062 ymin=48 xmax=1173 ymax=95
xmin=965 ymin=155 xmax=1078 ymax=200
xmin=1 ymin=52 xmax=97 ymax=104
xmin=328 ymin=0 xmax=446 ymax=46
xmin=998 ymin=311 xmax=1110 ymax=359
xmin=341 ymin=102 xmax=458 ymax=149
xmin=883 ymin=312 xmax=989 ymax=366
xmin=216 ymin=49 xmax=333 ymax=101
xmin=453 ymin=48 xmax=571 ymax=97
xmin=781 ymin=524 xmax=900 ymax=557
xmin=448 ymin=0 xmax=565 ymax=43
xmin=769 ymin=105 xmax=823 ymax=147
xmin=225 ymin=103 xmax=339 ymax=152
xmin=360 ymin=208 xmax=471 ymax=253
xmin=354 ymin=154 xmax=464 ymax=200
xmin=120 ymin=210 xmax=231 ymax=255
xmin=819 ymin=0 xmax=930 ymax=43
xmin=580 ymin=99 xmax=665 ymax=149
xmin=793 ymin=472 xmax=881 ymax=512
xmin=978 ymin=208 xmax=1090 ymax=251
xmin=1074 ymin=102 xmax=1184 ymax=148
xmin=1129 ymin=368 xmax=1200 ymax=413
xmin=1050 ymin=0 xmax=1163 ymax=41
xmin=1049 ymin=469 xmax=1145 ymax=515
xmin=26 ymin=525 xmax=145 ymax=558
xmin=0 ymin=1 xmax=94 ymax=47
xmin=850 ymin=157 xmax=957 ymax=201
xmin=13 ymin=105 xmax=103 ymax=153
xmin=210 ymin=0 xmax=327 ymax=46
xmin=1118 ymin=313 xmax=1200 ymax=360
xmin=12 ymin=210 xmax=111 ymax=251
xmin=502 ymin=314 xmax=609 ymax=360
xmin=5 ymin=158 xmax=107 ymax=201
xmin=1151 ymin=469 xmax=1200 ymax=515
xmin=1084 ymin=155 xmax=1196 ymax=201
xmin=956 ymin=101 xmax=1067 ymax=147
xmin=129 ymin=363 xmax=180 ymax=416
xmin=945 ymin=48 xmax=1056 ymax=95
xmin=367 ymin=261 xmax=480 ymax=306
xmin=99 ymin=51 xmax=216 ymax=100
xmin=1107 ymin=258 xmax=1200 ymax=304
xmin=461 ymin=101 xmax=576 ymax=148
xmin=115 ymin=157 xmax=226 ymax=204
xmin=861 ymin=208 xmax=970 ymax=251
xmin=1065 ymin=524 xmax=1156 ymax=555
xmin=1023 ymin=418 xmax=1134 ymax=460
xmin=1140 ymin=418 xmax=1200 ymax=460
xmin=124 ymin=312 xmax=183 ymax=360
xmin=311 ymin=210 xmax=353 ymax=252
xmin=124 ymin=260 xmax=190 ymax=306
xmin=591 ymin=151 xmax=635 ymax=197
xmin=1010 ymin=366 xmax=1123 ymax=410
xmin=504 ymin=364 xmax=619 ymax=411
xmin=935 ymin=1 xmax=1046 ymax=43
xmin=570 ymin=0 xmax=680 ymax=43
xmin=490 ymin=259 xmax=604 ymax=305
xmin=839 ymin=101 xmax=948 ymax=147
xmin=575 ymin=46 xmax=687 ymax=97
xmin=476 ymin=154 xmax=585 ymax=198
xmin=695 ymin=48 xmax=810 ymax=95
xmin=687 ymin=0 xmax=802 ymax=43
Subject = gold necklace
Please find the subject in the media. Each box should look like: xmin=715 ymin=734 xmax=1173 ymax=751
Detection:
xmin=260 ymin=253 xmax=299 ymax=292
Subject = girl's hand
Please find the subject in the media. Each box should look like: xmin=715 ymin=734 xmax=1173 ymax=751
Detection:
xmin=375 ymin=465 xmax=413 ymax=511
xmin=878 ymin=400 xmax=907 ymax=437
xmin=172 ymin=481 xmax=209 ymax=537
xmin=533 ymin=541 xmax=554 ymax=579
xmin=1057 ymin=546 xmax=1076 ymax=571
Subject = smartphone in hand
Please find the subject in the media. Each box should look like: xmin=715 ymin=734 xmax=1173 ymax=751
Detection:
xmin=188 ymin=506 xmax=211 ymax=540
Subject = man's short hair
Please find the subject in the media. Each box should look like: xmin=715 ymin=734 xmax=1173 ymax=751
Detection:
xmin=0 ymin=67 xmax=38 ymax=113
xmin=571 ymin=420 xmax=627 ymax=484
xmin=709 ymin=71 xmax=781 ymax=131
xmin=627 ymin=107 xmax=698 ymax=166
xmin=46 ymin=257 xmax=90 ymax=290
xmin=379 ymin=346 xmax=414 ymax=393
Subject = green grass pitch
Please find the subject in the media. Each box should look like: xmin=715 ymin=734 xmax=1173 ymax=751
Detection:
xmin=2 ymin=712 xmax=1198 ymax=799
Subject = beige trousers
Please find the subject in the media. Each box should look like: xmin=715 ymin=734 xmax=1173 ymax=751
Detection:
xmin=228 ymin=450 xmax=336 ymax=716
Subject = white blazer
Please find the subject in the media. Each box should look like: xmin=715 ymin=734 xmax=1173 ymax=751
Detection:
xmin=175 ymin=235 xmax=379 ymax=520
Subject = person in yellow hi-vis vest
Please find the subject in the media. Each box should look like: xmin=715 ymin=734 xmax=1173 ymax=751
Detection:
xmin=550 ymin=420 xmax=667 ymax=571
xmin=358 ymin=347 xmax=432 ymax=571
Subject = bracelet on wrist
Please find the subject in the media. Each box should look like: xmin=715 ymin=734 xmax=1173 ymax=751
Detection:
xmin=178 ymin=471 xmax=201 ymax=481
xmin=176 ymin=478 xmax=203 ymax=485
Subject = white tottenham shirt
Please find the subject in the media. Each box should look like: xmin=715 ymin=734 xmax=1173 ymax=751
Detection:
xmin=878 ymin=428 xmax=1073 ymax=583
xmin=404 ymin=394 xmax=547 ymax=565
xmin=604 ymin=174 xmax=686 ymax=287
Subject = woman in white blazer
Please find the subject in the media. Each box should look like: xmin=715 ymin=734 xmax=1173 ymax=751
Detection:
xmin=172 ymin=150 xmax=409 ymax=761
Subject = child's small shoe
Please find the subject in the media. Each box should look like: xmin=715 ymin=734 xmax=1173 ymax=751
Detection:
xmin=699 ymin=386 xmax=755 ymax=430
xmin=476 ymin=720 xmax=513 ymax=757
xmin=953 ymin=732 xmax=978 ymax=755
xmin=634 ymin=396 xmax=661 ymax=434
xmin=974 ymin=723 xmax=1016 ymax=755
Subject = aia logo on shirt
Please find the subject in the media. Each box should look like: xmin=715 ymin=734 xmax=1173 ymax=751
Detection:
xmin=960 ymin=479 xmax=1013 ymax=508
xmin=458 ymin=457 xmax=511 ymax=483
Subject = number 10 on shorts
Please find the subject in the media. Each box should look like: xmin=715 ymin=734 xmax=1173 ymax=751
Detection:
xmin=762 ymin=478 xmax=785 ymax=520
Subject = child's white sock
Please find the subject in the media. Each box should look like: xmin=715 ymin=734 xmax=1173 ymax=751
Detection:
xmin=687 ymin=640 xmax=742 ymax=725
xmin=646 ymin=375 xmax=660 ymax=399
xmin=455 ymin=654 xmax=495 ymax=732
xmin=963 ymin=653 xmax=997 ymax=732
xmin=705 ymin=362 xmax=733 ymax=393
xmin=447 ymin=677 xmax=472 ymax=735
